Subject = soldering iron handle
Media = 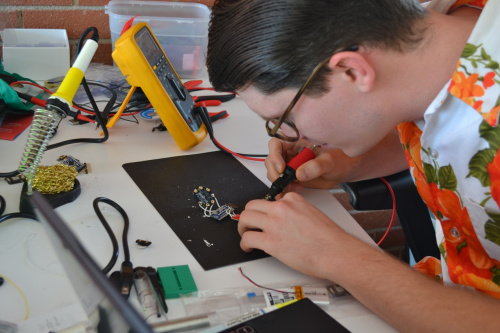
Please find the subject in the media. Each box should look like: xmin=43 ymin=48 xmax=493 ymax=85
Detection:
xmin=287 ymin=146 xmax=317 ymax=170
xmin=264 ymin=145 xmax=319 ymax=201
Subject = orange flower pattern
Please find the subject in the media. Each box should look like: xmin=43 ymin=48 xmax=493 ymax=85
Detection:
xmin=450 ymin=0 xmax=488 ymax=10
xmin=448 ymin=55 xmax=500 ymax=126
xmin=397 ymin=0 xmax=500 ymax=298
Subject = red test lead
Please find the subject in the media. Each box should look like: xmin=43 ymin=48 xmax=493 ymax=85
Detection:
xmin=264 ymin=145 xmax=319 ymax=201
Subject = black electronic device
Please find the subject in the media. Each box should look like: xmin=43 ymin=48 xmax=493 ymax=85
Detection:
xmin=219 ymin=298 xmax=351 ymax=333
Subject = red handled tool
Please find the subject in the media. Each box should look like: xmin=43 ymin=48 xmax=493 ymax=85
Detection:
xmin=264 ymin=145 xmax=319 ymax=201
xmin=16 ymin=91 xmax=95 ymax=123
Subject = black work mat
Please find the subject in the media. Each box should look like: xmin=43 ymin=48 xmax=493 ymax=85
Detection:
xmin=122 ymin=151 xmax=269 ymax=270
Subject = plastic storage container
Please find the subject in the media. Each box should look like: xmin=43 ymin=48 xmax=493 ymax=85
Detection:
xmin=2 ymin=29 xmax=70 ymax=80
xmin=105 ymin=1 xmax=210 ymax=79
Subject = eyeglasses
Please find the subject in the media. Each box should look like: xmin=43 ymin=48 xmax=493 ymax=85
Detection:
xmin=265 ymin=57 xmax=331 ymax=142
xmin=265 ymin=46 xmax=358 ymax=142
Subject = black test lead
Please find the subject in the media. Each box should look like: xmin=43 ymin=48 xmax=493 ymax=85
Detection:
xmin=264 ymin=144 xmax=320 ymax=201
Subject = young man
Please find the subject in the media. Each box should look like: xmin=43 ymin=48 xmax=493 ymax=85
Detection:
xmin=207 ymin=0 xmax=500 ymax=331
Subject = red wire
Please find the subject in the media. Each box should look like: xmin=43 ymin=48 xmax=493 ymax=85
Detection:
xmin=9 ymin=80 xmax=140 ymax=117
xmin=213 ymin=137 xmax=266 ymax=162
xmin=11 ymin=81 xmax=91 ymax=114
xmin=11 ymin=81 xmax=53 ymax=94
xmin=377 ymin=177 xmax=396 ymax=246
xmin=238 ymin=267 xmax=291 ymax=293
xmin=11 ymin=81 xmax=263 ymax=160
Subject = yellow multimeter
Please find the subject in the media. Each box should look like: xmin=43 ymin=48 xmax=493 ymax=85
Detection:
xmin=112 ymin=22 xmax=207 ymax=150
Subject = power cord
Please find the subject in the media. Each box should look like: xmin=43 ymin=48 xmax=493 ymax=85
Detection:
xmin=0 ymin=26 xmax=110 ymax=178
xmin=376 ymin=177 xmax=396 ymax=246
xmin=0 ymin=193 xmax=134 ymax=298
xmin=92 ymin=197 xmax=134 ymax=298
xmin=195 ymin=105 xmax=267 ymax=162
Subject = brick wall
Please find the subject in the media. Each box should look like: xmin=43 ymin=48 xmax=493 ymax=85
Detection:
xmin=0 ymin=0 xmax=406 ymax=259
xmin=1 ymin=0 xmax=216 ymax=64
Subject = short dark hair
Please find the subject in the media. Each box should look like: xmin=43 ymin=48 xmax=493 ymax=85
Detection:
xmin=207 ymin=0 xmax=428 ymax=95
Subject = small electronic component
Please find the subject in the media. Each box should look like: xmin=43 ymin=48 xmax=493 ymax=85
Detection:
xmin=5 ymin=174 xmax=26 ymax=185
xmin=210 ymin=205 xmax=236 ymax=221
xmin=327 ymin=284 xmax=350 ymax=298
xmin=57 ymin=155 xmax=91 ymax=174
xmin=136 ymin=239 xmax=152 ymax=248
xmin=193 ymin=186 xmax=215 ymax=207
xmin=193 ymin=186 xmax=239 ymax=221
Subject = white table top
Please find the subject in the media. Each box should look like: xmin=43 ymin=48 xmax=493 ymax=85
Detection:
xmin=0 ymin=76 xmax=396 ymax=332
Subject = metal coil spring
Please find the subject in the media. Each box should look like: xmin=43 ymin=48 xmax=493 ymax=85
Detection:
xmin=18 ymin=108 xmax=62 ymax=181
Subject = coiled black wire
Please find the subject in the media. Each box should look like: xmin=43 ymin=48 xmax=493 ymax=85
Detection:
xmin=93 ymin=197 xmax=130 ymax=274
xmin=0 ymin=193 xmax=129 ymax=275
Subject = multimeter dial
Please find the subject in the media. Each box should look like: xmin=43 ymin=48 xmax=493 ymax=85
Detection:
xmin=136 ymin=27 xmax=201 ymax=131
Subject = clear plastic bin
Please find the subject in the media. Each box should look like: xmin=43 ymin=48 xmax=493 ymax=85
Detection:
xmin=105 ymin=1 xmax=210 ymax=79
xmin=2 ymin=29 xmax=70 ymax=80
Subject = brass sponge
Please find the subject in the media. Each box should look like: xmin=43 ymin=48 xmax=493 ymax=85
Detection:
xmin=32 ymin=164 xmax=78 ymax=194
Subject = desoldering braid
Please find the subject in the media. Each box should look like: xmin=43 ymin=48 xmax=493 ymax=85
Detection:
xmin=264 ymin=145 xmax=319 ymax=201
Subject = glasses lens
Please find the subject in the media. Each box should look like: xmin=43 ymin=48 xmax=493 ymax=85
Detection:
xmin=266 ymin=119 xmax=299 ymax=142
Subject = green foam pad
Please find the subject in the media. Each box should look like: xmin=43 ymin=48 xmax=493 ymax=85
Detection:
xmin=157 ymin=265 xmax=198 ymax=299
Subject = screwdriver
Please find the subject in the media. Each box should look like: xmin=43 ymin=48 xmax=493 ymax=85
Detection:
xmin=264 ymin=144 xmax=319 ymax=201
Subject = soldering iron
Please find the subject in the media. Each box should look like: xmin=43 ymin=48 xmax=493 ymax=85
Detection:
xmin=264 ymin=145 xmax=319 ymax=201
xmin=16 ymin=28 xmax=99 ymax=215
xmin=18 ymin=28 xmax=99 ymax=196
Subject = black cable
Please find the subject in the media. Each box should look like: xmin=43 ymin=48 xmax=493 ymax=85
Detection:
xmin=73 ymin=82 xmax=119 ymax=118
xmin=0 ymin=192 xmax=129 ymax=276
xmin=196 ymin=106 xmax=267 ymax=158
xmin=0 ymin=194 xmax=37 ymax=223
xmin=0 ymin=27 xmax=110 ymax=177
xmin=33 ymin=27 xmax=110 ymax=150
xmin=76 ymin=28 xmax=101 ymax=119
xmin=0 ymin=194 xmax=6 ymax=217
xmin=0 ymin=212 xmax=37 ymax=223
xmin=0 ymin=170 xmax=20 ymax=178
xmin=92 ymin=197 xmax=130 ymax=274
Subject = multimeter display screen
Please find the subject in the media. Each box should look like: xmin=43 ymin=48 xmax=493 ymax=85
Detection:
xmin=135 ymin=27 xmax=161 ymax=65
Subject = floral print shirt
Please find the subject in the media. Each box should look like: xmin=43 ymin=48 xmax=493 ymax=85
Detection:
xmin=397 ymin=0 xmax=500 ymax=298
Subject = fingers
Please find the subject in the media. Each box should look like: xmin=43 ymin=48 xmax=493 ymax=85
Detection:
xmin=296 ymin=153 xmax=332 ymax=182
xmin=237 ymin=198 xmax=275 ymax=235
xmin=240 ymin=230 xmax=264 ymax=253
xmin=238 ymin=199 xmax=273 ymax=252
xmin=265 ymin=138 xmax=310 ymax=182
xmin=265 ymin=139 xmax=287 ymax=181
xmin=295 ymin=148 xmax=342 ymax=189
xmin=238 ymin=194 xmax=305 ymax=251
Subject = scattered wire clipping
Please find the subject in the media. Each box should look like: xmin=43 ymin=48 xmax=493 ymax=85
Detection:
xmin=193 ymin=186 xmax=239 ymax=221
xmin=238 ymin=267 xmax=291 ymax=294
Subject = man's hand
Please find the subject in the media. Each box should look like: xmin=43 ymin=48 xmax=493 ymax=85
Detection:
xmin=264 ymin=129 xmax=408 ymax=194
xmin=265 ymin=138 xmax=361 ymax=193
xmin=238 ymin=192 xmax=350 ymax=279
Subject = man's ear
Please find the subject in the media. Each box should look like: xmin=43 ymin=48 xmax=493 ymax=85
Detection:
xmin=329 ymin=51 xmax=375 ymax=93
